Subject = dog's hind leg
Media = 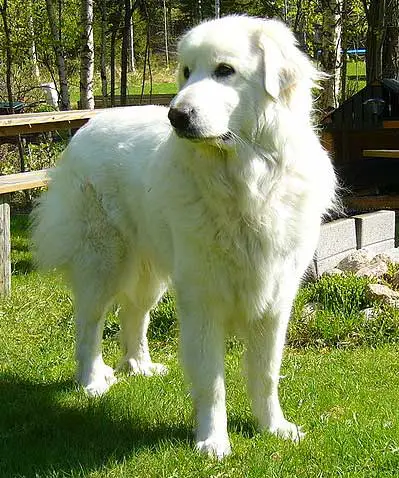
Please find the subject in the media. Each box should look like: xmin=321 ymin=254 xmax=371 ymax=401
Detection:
xmin=74 ymin=283 xmax=117 ymax=397
xmin=245 ymin=306 xmax=305 ymax=443
xmin=117 ymin=264 xmax=168 ymax=376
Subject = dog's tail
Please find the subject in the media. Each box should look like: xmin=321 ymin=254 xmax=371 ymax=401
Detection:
xmin=30 ymin=150 xmax=88 ymax=272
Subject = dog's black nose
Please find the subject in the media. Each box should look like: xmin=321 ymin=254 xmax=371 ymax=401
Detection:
xmin=168 ymin=107 xmax=192 ymax=132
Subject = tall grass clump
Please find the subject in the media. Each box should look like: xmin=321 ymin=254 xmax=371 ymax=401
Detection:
xmin=308 ymin=274 xmax=371 ymax=316
xmin=290 ymin=273 xmax=399 ymax=348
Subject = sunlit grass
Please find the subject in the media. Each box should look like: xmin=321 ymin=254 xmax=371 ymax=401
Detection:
xmin=2 ymin=215 xmax=399 ymax=477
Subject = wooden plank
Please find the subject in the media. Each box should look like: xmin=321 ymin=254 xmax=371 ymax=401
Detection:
xmin=363 ymin=149 xmax=399 ymax=158
xmin=0 ymin=195 xmax=11 ymax=296
xmin=383 ymin=120 xmax=399 ymax=129
xmin=0 ymin=169 xmax=50 ymax=194
xmin=0 ymin=109 xmax=99 ymax=137
xmin=344 ymin=195 xmax=399 ymax=210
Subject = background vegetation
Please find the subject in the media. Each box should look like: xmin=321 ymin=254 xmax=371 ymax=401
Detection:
xmin=0 ymin=1 xmax=397 ymax=113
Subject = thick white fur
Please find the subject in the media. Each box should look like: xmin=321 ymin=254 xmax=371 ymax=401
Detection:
xmin=32 ymin=16 xmax=336 ymax=459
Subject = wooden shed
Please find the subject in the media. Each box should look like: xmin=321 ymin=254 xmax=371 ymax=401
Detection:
xmin=322 ymin=79 xmax=399 ymax=195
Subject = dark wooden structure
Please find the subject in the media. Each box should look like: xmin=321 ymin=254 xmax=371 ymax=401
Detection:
xmin=322 ymin=79 xmax=399 ymax=196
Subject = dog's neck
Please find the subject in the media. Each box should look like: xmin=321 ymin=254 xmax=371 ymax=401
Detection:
xmin=179 ymin=139 xmax=279 ymax=226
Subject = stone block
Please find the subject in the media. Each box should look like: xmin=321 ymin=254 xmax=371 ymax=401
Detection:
xmin=314 ymin=218 xmax=357 ymax=276
xmin=354 ymin=210 xmax=395 ymax=254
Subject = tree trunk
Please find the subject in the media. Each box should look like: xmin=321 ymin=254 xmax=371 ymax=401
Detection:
xmin=163 ymin=0 xmax=169 ymax=68
xmin=120 ymin=0 xmax=132 ymax=106
xmin=29 ymin=12 xmax=41 ymax=80
xmin=110 ymin=28 xmax=117 ymax=107
xmin=319 ymin=0 xmax=342 ymax=110
xmin=99 ymin=0 xmax=108 ymax=98
xmin=339 ymin=0 xmax=348 ymax=102
xmin=365 ymin=0 xmax=386 ymax=83
xmin=109 ymin=6 xmax=121 ymax=107
xmin=128 ymin=11 xmax=135 ymax=72
xmin=80 ymin=0 xmax=95 ymax=110
xmin=45 ymin=0 xmax=71 ymax=110
xmin=0 ymin=0 xmax=14 ymax=113
xmin=382 ymin=0 xmax=399 ymax=79
xmin=215 ymin=0 xmax=220 ymax=18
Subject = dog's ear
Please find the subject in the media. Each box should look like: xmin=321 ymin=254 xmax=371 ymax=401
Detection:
xmin=257 ymin=19 xmax=317 ymax=102
xmin=260 ymin=35 xmax=283 ymax=100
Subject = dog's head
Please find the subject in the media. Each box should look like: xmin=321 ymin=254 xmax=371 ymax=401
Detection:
xmin=168 ymin=16 xmax=318 ymax=147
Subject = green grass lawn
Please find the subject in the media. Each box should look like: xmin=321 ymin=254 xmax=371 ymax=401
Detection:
xmin=68 ymin=71 xmax=177 ymax=108
xmin=1 ymin=216 xmax=399 ymax=477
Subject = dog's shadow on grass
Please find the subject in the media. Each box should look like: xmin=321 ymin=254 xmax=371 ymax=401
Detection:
xmin=0 ymin=375 xmax=191 ymax=477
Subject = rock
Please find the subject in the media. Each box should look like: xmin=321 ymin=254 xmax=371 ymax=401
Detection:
xmin=337 ymin=249 xmax=373 ymax=273
xmin=392 ymin=271 xmax=399 ymax=289
xmin=373 ymin=253 xmax=392 ymax=265
xmin=322 ymin=268 xmax=344 ymax=277
xmin=366 ymin=283 xmax=399 ymax=307
xmin=355 ymin=255 xmax=389 ymax=278
xmin=384 ymin=248 xmax=399 ymax=264
xmin=360 ymin=307 xmax=378 ymax=321
xmin=301 ymin=303 xmax=318 ymax=321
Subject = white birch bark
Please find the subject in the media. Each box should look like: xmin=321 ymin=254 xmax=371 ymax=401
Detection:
xmin=163 ymin=0 xmax=169 ymax=68
xmin=319 ymin=0 xmax=342 ymax=110
xmin=80 ymin=0 xmax=95 ymax=110
xmin=29 ymin=12 xmax=40 ymax=80
xmin=129 ymin=12 xmax=136 ymax=72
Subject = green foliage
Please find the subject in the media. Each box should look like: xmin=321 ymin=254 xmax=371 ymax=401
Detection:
xmin=290 ymin=274 xmax=399 ymax=348
xmin=307 ymin=274 xmax=371 ymax=316
xmin=0 ymin=0 xmax=368 ymax=107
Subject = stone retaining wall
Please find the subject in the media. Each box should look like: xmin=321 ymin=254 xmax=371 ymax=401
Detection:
xmin=314 ymin=210 xmax=396 ymax=276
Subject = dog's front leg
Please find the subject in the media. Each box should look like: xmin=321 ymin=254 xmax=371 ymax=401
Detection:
xmin=245 ymin=308 xmax=305 ymax=442
xmin=178 ymin=297 xmax=231 ymax=460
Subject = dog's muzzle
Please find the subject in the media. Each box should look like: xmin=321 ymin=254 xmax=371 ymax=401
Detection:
xmin=168 ymin=106 xmax=199 ymax=139
xmin=168 ymin=106 xmax=233 ymax=144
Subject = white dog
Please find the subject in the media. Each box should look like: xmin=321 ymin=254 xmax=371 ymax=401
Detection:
xmin=32 ymin=16 xmax=336 ymax=458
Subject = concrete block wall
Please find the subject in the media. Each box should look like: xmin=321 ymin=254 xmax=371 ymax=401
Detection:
xmin=314 ymin=210 xmax=396 ymax=276
xmin=353 ymin=211 xmax=395 ymax=254
xmin=314 ymin=218 xmax=357 ymax=276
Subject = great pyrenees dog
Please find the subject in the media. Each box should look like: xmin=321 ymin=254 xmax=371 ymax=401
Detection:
xmin=32 ymin=15 xmax=336 ymax=458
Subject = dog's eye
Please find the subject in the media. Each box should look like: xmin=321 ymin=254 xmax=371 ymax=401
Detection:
xmin=183 ymin=66 xmax=190 ymax=80
xmin=214 ymin=64 xmax=235 ymax=79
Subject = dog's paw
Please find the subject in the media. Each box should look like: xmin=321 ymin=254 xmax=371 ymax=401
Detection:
xmin=195 ymin=436 xmax=231 ymax=460
xmin=119 ymin=358 xmax=168 ymax=377
xmin=267 ymin=419 xmax=305 ymax=443
xmin=81 ymin=364 xmax=117 ymax=397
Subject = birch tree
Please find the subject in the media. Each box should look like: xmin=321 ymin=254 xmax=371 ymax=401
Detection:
xmin=319 ymin=0 xmax=343 ymax=109
xmin=129 ymin=12 xmax=136 ymax=72
xmin=121 ymin=0 xmax=132 ymax=106
xmin=80 ymin=0 xmax=94 ymax=109
xmin=45 ymin=0 xmax=71 ymax=110
xmin=163 ymin=0 xmax=169 ymax=68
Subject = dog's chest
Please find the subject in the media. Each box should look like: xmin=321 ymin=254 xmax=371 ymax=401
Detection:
xmin=200 ymin=212 xmax=286 ymax=318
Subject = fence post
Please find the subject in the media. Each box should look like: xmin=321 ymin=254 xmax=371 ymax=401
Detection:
xmin=0 ymin=194 xmax=11 ymax=296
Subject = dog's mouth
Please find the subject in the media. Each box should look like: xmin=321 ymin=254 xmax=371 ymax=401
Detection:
xmin=174 ymin=129 xmax=234 ymax=145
